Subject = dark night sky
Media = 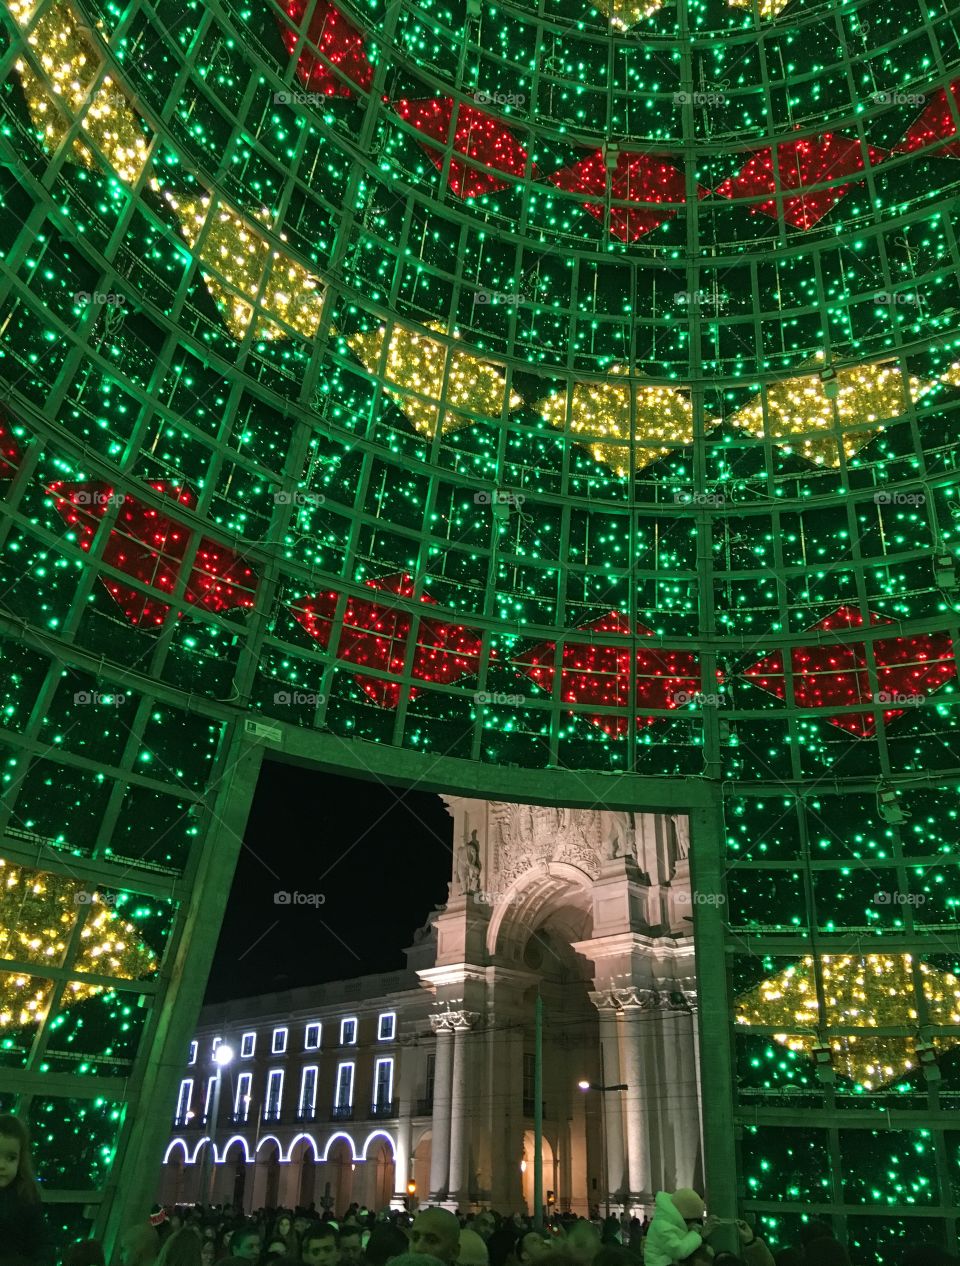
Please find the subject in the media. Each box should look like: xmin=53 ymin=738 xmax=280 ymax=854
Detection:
xmin=203 ymin=761 xmax=454 ymax=1003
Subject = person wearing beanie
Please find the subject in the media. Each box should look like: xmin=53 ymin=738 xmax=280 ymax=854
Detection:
xmin=644 ymin=1189 xmax=718 ymax=1266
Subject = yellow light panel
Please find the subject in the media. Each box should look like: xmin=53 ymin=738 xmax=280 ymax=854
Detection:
xmin=347 ymin=322 xmax=522 ymax=438
xmin=736 ymin=953 xmax=960 ymax=1088
xmin=165 ymin=193 xmax=326 ymax=342
xmin=729 ymin=358 xmax=930 ymax=466
xmin=9 ymin=0 xmax=152 ymax=186
xmin=537 ymin=365 xmax=709 ymax=476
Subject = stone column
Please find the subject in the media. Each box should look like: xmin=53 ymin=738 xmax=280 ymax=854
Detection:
xmin=447 ymin=1011 xmax=478 ymax=1206
xmin=668 ymin=999 xmax=703 ymax=1190
xmin=591 ymin=994 xmax=627 ymax=1205
xmin=617 ymin=990 xmax=656 ymax=1209
xmin=429 ymin=1018 xmax=455 ymax=1200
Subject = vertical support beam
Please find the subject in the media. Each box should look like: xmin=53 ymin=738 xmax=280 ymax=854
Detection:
xmin=97 ymin=728 xmax=264 ymax=1249
xmin=619 ymin=1006 xmax=650 ymax=1209
xmin=595 ymin=1002 xmax=626 ymax=1201
xmin=429 ymin=1020 xmax=455 ymax=1199
xmin=688 ymin=796 xmax=738 ymax=1254
xmin=447 ymin=1014 xmax=475 ymax=1205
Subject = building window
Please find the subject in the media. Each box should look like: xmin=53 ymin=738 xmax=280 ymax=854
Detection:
xmin=174 ymin=1079 xmax=193 ymax=1126
xmin=305 ymin=1022 xmax=321 ymax=1050
xmin=425 ymin=1052 xmax=436 ymax=1102
xmin=241 ymin=1032 xmax=256 ymax=1058
xmin=523 ymin=1052 xmax=537 ymax=1116
xmin=299 ymin=1065 xmax=319 ymax=1118
xmin=272 ymin=1027 xmax=288 ymax=1055
xmin=188 ymin=1041 xmax=198 ymax=1066
xmin=335 ymin=1062 xmax=355 ymax=1110
xmin=264 ymin=1069 xmax=284 ymax=1121
xmin=377 ymin=1012 xmax=396 ymax=1041
xmin=340 ymin=1017 xmax=357 ymax=1046
xmin=374 ymin=1057 xmax=394 ymax=1109
xmin=204 ymin=1075 xmax=217 ymax=1123
xmin=234 ymin=1072 xmax=252 ymax=1122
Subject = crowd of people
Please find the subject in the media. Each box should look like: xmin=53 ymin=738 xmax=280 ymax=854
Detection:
xmin=0 ymin=1111 xmax=957 ymax=1266
xmin=44 ymin=1194 xmax=960 ymax=1266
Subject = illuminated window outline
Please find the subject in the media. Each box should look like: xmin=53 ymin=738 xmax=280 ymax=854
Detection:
xmin=241 ymin=1032 xmax=256 ymax=1058
xmin=305 ymin=1022 xmax=322 ymax=1050
xmin=272 ymin=1027 xmax=288 ymax=1055
xmin=340 ymin=1017 xmax=357 ymax=1046
xmin=377 ymin=1012 xmax=396 ymax=1041
xmin=335 ymin=1061 xmax=355 ymax=1108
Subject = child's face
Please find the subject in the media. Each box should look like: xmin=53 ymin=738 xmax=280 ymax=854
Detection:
xmin=0 ymin=1135 xmax=20 ymax=1188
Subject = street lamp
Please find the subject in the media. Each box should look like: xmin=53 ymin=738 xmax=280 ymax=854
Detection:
xmin=577 ymin=1048 xmax=627 ymax=1219
xmin=198 ymin=1043 xmax=234 ymax=1206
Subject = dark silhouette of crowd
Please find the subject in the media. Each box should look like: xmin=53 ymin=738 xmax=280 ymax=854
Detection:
xmin=37 ymin=1191 xmax=960 ymax=1266
xmin=0 ymin=1117 xmax=957 ymax=1266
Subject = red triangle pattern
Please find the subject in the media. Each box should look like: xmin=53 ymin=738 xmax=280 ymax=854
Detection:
xmin=895 ymin=79 xmax=960 ymax=158
xmin=743 ymin=605 xmax=956 ymax=736
xmin=548 ymin=149 xmax=696 ymax=241
xmin=513 ymin=612 xmax=701 ymax=736
xmin=392 ymin=98 xmax=530 ymax=198
xmin=279 ymin=0 xmax=373 ymax=99
xmin=49 ymin=481 xmax=259 ymax=627
xmin=713 ymin=135 xmax=888 ymax=229
xmin=293 ymin=572 xmax=483 ymax=707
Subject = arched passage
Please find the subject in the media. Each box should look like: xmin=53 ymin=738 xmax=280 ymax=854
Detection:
xmin=220 ymin=1137 xmax=251 ymax=1212
xmin=521 ymin=1129 xmax=556 ymax=1218
xmin=319 ymin=1136 xmax=355 ymax=1214
xmin=251 ymin=1137 xmax=283 ymax=1210
xmin=288 ymin=1134 xmax=320 ymax=1209
xmin=410 ymin=1130 xmax=431 ymax=1209
xmin=159 ymin=1140 xmax=187 ymax=1205
xmin=360 ymin=1134 xmax=395 ymax=1211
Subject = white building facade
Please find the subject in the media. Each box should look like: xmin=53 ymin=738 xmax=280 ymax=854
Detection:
xmin=160 ymin=800 xmax=704 ymax=1216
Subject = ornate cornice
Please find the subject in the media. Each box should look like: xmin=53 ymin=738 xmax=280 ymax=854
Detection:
xmin=430 ymin=1009 xmax=481 ymax=1033
xmin=590 ymin=987 xmax=698 ymax=1013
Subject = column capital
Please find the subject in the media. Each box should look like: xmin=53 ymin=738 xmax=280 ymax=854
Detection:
xmin=591 ymin=987 xmax=699 ymax=1013
xmin=431 ymin=1009 xmax=480 ymax=1033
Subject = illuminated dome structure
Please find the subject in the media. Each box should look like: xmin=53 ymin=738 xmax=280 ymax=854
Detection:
xmin=1 ymin=0 xmax=960 ymax=1257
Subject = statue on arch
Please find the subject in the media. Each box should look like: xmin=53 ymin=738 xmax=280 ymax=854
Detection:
xmin=456 ymin=829 xmax=482 ymax=895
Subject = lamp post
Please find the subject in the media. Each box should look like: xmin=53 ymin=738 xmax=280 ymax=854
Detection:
xmin=578 ymin=1043 xmax=627 ymax=1219
xmin=199 ymin=1043 xmax=234 ymax=1206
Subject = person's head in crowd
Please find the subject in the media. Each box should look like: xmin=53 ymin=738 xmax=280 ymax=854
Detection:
xmin=199 ymin=1241 xmax=216 ymax=1266
xmin=0 ymin=1114 xmax=39 ymax=1206
xmin=459 ymin=1229 xmax=490 ymax=1266
xmin=265 ymin=1240 xmax=289 ymax=1258
xmin=519 ymin=1232 xmax=552 ymax=1264
xmin=156 ymin=1228 xmax=203 ymax=1266
xmin=594 ymin=1247 xmax=641 ymax=1266
xmin=474 ymin=1213 xmax=497 ymax=1242
xmin=409 ymin=1209 xmax=462 ymax=1264
xmin=62 ymin=1240 xmax=107 ymax=1266
xmin=339 ymin=1226 xmax=365 ymax=1266
xmin=798 ymin=1221 xmax=833 ymax=1248
xmin=679 ymin=1249 xmax=715 ymax=1266
xmin=600 ymin=1218 xmax=622 ymax=1246
xmin=274 ymin=1214 xmax=293 ymax=1238
xmin=302 ymin=1223 xmax=340 ymax=1266
xmin=365 ymin=1224 xmax=411 ymax=1266
xmin=773 ymin=1250 xmax=804 ymax=1266
xmin=228 ymin=1227 xmax=262 ymax=1263
xmin=566 ymin=1220 xmax=601 ymax=1266
xmin=120 ymin=1224 xmax=161 ymax=1266
xmin=386 ymin=1254 xmax=448 ymax=1266
xmin=802 ymin=1242 xmax=850 ymax=1266
xmin=295 ymin=1216 xmax=313 ymax=1237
